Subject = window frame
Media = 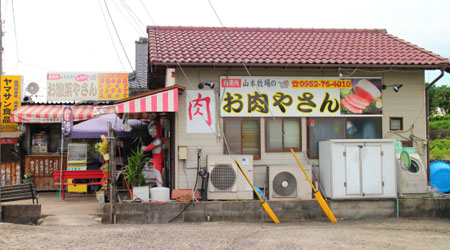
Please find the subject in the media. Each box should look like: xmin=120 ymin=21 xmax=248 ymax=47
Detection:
xmin=264 ymin=118 xmax=302 ymax=152
xmin=307 ymin=117 xmax=383 ymax=159
xmin=223 ymin=117 xmax=261 ymax=159
xmin=389 ymin=117 xmax=403 ymax=131
xmin=401 ymin=141 xmax=413 ymax=147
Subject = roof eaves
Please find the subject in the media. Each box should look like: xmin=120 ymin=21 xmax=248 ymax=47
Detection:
xmin=150 ymin=61 xmax=449 ymax=70
xmin=383 ymin=32 xmax=450 ymax=64
xmin=146 ymin=25 xmax=387 ymax=34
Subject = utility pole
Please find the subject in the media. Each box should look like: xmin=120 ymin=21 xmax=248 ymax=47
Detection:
xmin=0 ymin=0 xmax=3 ymax=75
xmin=0 ymin=1 xmax=2 ymax=91
xmin=0 ymin=0 xmax=3 ymax=223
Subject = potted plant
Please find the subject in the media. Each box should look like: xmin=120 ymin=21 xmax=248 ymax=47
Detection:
xmin=124 ymin=147 xmax=146 ymax=198
xmin=23 ymin=173 xmax=33 ymax=184
xmin=100 ymin=162 xmax=110 ymax=185
xmin=95 ymin=135 xmax=109 ymax=161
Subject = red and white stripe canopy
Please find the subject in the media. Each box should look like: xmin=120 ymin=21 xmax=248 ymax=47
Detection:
xmin=115 ymin=87 xmax=179 ymax=118
xmin=12 ymin=105 xmax=101 ymax=123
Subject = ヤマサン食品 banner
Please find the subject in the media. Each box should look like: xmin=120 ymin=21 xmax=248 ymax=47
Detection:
xmin=220 ymin=76 xmax=382 ymax=117
xmin=1 ymin=76 xmax=22 ymax=131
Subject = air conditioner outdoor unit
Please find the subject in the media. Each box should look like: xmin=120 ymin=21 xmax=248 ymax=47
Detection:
xmin=269 ymin=165 xmax=312 ymax=200
xmin=207 ymin=155 xmax=253 ymax=200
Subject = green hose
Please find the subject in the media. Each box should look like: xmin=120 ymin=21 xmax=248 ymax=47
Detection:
xmin=396 ymin=198 xmax=399 ymax=218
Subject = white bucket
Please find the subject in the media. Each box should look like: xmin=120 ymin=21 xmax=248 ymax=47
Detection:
xmin=133 ymin=186 xmax=150 ymax=202
xmin=150 ymin=187 xmax=170 ymax=202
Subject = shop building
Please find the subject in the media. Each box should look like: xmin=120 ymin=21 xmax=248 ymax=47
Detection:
xmin=10 ymin=72 xmax=129 ymax=191
xmin=143 ymin=26 xmax=449 ymax=195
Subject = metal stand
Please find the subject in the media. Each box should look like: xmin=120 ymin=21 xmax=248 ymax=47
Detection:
xmin=108 ymin=122 xmax=116 ymax=224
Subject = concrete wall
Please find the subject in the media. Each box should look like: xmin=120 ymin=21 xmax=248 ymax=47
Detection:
xmin=1 ymin=204 xmax=41 ymax=224
xmin=103 ymin=198 xmax=450 ymax=224
xmin=173 ymin=68 xmax=427 ymax=189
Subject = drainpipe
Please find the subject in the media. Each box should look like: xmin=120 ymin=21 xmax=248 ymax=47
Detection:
xmin=425 ymin=65 xmax=447 ymax=182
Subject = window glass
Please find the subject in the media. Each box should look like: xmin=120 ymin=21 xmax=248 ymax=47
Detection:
xmin=284 ymin=119 xmax=300 ymax=148
xmin=225 ymin=119 xmax=241 ymax=154
xmin=309 ymin=118 xmax=345 ymax=157
xmin=390 ymin=118 xmax=402 ymax=130
xmin=347 ymin=119 xmax=381 ymax=139
xmin=267 ymin=119 xmax=282 ymax=150
xmin=242 ymin=120 xmax=259 ymax=155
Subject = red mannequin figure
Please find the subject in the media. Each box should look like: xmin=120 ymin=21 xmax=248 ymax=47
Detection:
xmin=141 ymin=120 xmax=164 ymax=187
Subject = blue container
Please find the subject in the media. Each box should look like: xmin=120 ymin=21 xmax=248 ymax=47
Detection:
xmin=253 ymin=185 xmax=267 ymax=201
xmin=430 ymin=161 xmax=450 ymax=193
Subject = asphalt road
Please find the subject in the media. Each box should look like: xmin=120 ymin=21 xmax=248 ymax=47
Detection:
xmin=3 ymin=193 xmax=450 ymax=249
xmin=1 ymin=218 xmax=450 ymax=249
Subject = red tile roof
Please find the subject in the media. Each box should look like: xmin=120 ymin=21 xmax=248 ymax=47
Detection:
xmin=147 ymin=26 xmax=450 ymax=69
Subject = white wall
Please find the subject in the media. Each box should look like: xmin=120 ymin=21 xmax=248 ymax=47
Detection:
xmin=173 ymin=68 xmax=427 ymax=189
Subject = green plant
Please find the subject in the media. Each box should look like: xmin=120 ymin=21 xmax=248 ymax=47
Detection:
xmin=430 ymin=136 xmax=450 ymax=161
xmin=124 ymin=147 xmax=146 ymax=188
xmin=94 ymin=135 xmax=109 ymax=155
xmin=100 ymin=163 xmax=109 ymax=172
xmin=24 ymin=173 xmax=31 ymax=180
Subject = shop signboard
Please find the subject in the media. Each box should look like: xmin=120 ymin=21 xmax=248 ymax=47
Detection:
xmin=0 ymin=76 xmax=22 ymax=131
xmin=98 ymin=73 xmax=129 ymax=100
xmin=220 ymin=76 xmax=382 ymax=117
xmin=0 ymin=138 xmax=18 ymax=144
xmin=186 ymin=90 xmax=216 ymax=133
xmin=47 ymin=72 xmax=128 ymax=102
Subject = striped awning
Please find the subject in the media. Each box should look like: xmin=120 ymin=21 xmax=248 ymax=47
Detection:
xmin=11 ymin=105 xmax=102 ymax=123
xmin=115 ymin=86 xmax=181 ymax=118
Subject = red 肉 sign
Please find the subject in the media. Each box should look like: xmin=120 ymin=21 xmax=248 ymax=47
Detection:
xmin=0 ymin=138 xmax=18 ymax=144
xmin=221 ymin=79 xmax=241 ymax=88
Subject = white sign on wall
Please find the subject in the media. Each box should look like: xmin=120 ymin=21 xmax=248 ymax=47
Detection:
xmin=220 ymin=76 xmax=382 ymax=117
xmin=186 ymin=90 xmax=216 ymax=133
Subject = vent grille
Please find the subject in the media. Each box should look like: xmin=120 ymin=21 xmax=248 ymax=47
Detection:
xmin=210 ymin=164 xmax=236 ymax=191
xmin=273 ymin=171 xmax=297 ymax=197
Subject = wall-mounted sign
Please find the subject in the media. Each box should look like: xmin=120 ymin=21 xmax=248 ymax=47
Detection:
xmin=47 ymin=72 xmax=129 ymax=102
xmin=186 ymin=90 xmax=216 ymax=133
xmin=62 ymin=106 xmax=73 ymax=137
xmin=220 ymin=76 xmax=382 ymax=117
xmin=98 ymin=73 xmax=129 ymax=100
xmin=1 ymin=76 xmax=22 ymax=131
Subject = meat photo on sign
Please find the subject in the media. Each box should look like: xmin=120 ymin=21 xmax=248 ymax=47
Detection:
xmin=340 ymin=79 xmax=382 ymax=114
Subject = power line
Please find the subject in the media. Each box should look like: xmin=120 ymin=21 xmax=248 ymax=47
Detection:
xmin=98 ymin=0 xmax=126 ymax=71
xmin=139 ymin=0 xmax=156 ymax=25
xmin=207 ymin=0 xmax=282 ymax=135
xmin=18 ymin=60 xmax=56 ymax=71
xmin=11 ymin=0 xmax=19 ymax=61
xmin=103 ymin=0 xmax=135 ymax=72
xmin=119 ymin=0 xmax=146 ymax=28
xmin=110 ymin=0 xmax=143 ymax=36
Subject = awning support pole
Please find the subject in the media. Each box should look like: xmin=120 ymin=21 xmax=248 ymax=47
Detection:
xmin=60 ymin=131 xmax=64 ymax=200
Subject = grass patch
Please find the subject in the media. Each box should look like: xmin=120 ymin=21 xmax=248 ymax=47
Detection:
xmin=430 ymin=136 xmax=450 ymax=161
xmin=429 ymin=120 xmax=450 ymax=130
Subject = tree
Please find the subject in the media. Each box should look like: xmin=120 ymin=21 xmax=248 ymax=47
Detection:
xmin=427 ymin=84 xmax=450 ymax=116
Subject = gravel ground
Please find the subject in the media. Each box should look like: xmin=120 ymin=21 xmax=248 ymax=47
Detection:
xmin=1 ymin=218 xmax=450 ymax=249
xmin=2 ymin=193 xmax=450 ymax=249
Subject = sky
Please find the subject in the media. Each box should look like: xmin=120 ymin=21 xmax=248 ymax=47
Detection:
xmin=2 ymin=0 xmax=450 ymax=90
